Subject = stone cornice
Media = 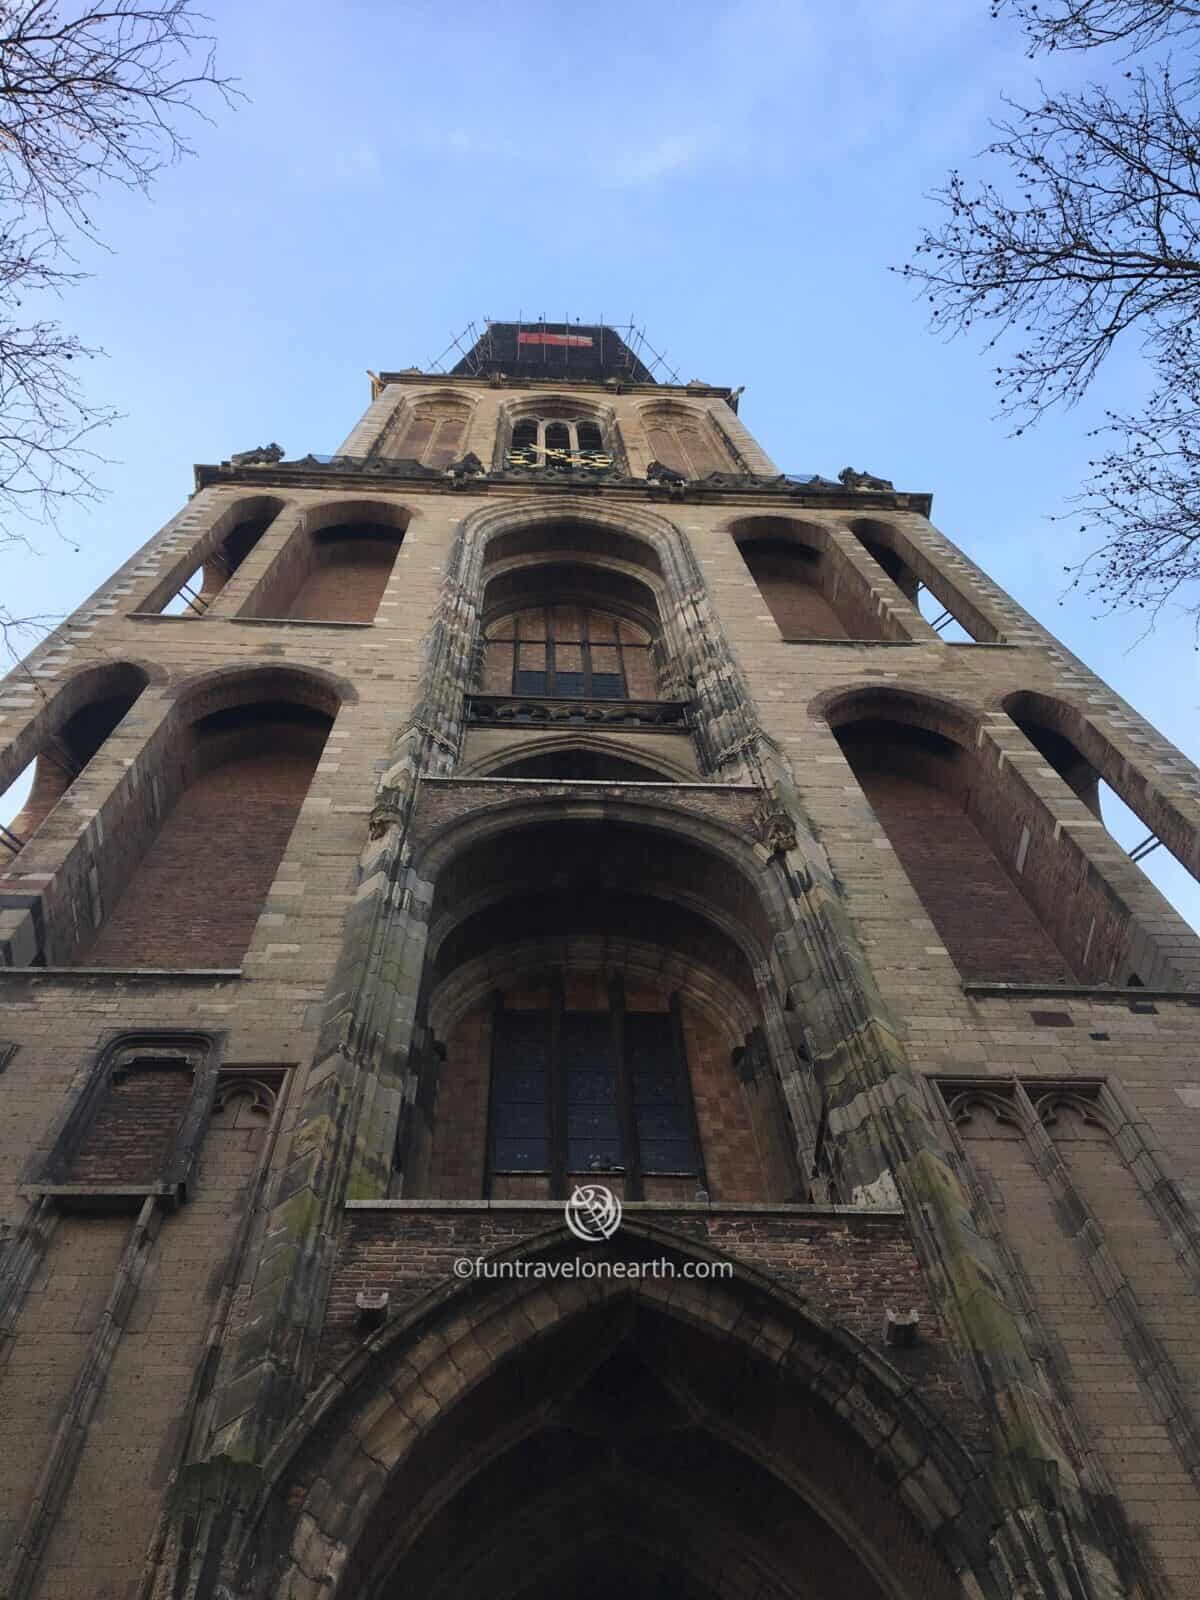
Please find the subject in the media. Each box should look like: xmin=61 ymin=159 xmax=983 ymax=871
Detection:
xmin=192 ymin=457 xmax=934 ymax=517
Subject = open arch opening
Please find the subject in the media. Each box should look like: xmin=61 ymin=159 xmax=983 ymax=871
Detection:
xmin=74 ymin=676 xmax=337 ymax=968
xmin=829 ymin=694 xmax=1077 ymax=983
xmin=158 ymin=496 xmax=284 ymax=615
xmin=410 ymin=814 xmax=800 ymax=1205
xmin=847 ymin=518 xmax=1000 ymax=644
xmin=0 ymin=663 xmax=149 ymax=868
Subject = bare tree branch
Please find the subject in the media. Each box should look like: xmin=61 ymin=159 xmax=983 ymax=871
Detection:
xmin=900 ymin=4 xmax=1200 ymax=620
xmin=0 ymin=0 xmax=235 ymax=602
xmin=993 ymin=0 xmax=1200 ymax=56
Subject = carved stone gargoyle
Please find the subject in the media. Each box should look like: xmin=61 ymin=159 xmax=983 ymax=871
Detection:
xmin=368 ymin=785 xmax=404 ymax=840
xmin=838 ymin=466 xmax=894 ymax=492
xmin=752 ymin=792 xmax=798 ymax=857
xmin=444 ymin=452 xmax=486 ymax=483
xmin=231 ymin=442 xmax=285 ymax=467
xmin=646 ymin=460 xmax=688 ymax=487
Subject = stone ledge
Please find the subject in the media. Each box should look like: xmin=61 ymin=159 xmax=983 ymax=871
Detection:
xmin=0 ymin=966 xmax=241 ymax=981
xmin=963 ymin=980 xmax=1200 ymax=1002
xmin=346 ymin=1199 xmax=904 ymax=1218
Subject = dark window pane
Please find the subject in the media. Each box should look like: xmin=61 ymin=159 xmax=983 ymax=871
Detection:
xmin=494 ymin=1138 xmax=548 ymax=1171
xmin=577 ymin=421 xmax=603 ymax=452
xmin=554 ymin=671 xmax=585 ymax=698
xmin=491 ymin=1012 xmax=549 ymax=1173
xmin=568 ymin=1139 xmax=623 ymax=1171
xmin=563 ymin=1013 xmax=622 ymax=1170
xmin=590 ymin=672 xmax=623 ymax=700
xmin=545 ymin=421 xmax=571 ymax=452
xmin=515 ymin=670 xmax=547 ymax=695
xmin=627 ymin=1012 xmax=698 ymax=1174
xmin=512 ymin=418 xmax=538 ymax=450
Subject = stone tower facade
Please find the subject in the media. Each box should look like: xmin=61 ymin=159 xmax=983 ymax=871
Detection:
xmin=2 ymin=321 xmax=1200 ymax=1600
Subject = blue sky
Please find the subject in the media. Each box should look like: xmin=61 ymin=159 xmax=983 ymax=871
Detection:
xmin=3 ymin=0 xmax=1199 ymax=928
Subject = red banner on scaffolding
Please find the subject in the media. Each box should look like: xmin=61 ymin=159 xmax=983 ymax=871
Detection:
xmin=518 ymin=332 xmax=594 ymax=349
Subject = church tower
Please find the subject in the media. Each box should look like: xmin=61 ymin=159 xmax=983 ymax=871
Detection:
xmin=2 ymin=320 xmax=1200 ymax=1599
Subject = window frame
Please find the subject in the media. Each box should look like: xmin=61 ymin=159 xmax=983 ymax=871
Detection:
xmin=486 ymin=982 xmax=705 ymax=1199
xmin=492 ymin=607 xmax=640 ymax=701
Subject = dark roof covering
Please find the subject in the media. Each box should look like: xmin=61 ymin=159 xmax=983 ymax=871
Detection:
xmin=451 ymin=322 xmax=657 ymax=385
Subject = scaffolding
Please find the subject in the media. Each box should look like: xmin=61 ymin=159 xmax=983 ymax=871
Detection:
xmin=422 ymin=316 xmax=682 ymax=386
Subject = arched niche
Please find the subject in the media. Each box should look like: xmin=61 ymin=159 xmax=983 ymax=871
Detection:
xmin=826 ymin=688 xmax=1077 ymax=983
xmin=639 ymin=401 xmax=736 ymax=479
xmin=377 ymin=390 xmax=473 ymax=467
xmin=407 ymin=812 xmax=801 ymax=1206
xmin=727 ymin=516 xmax=886 ymax=641
xmin=241 ymin=498 xmax=411 ymax=624
xmin=0 ymin=662 xmax=150 ymax=868
xmin=72 ymin=669 xmax=341 ymax=968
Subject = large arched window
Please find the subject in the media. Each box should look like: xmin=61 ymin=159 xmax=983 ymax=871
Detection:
xmin=415 ymin=818 xmax=799 ymax=1205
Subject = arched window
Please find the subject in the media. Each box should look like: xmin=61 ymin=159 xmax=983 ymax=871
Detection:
xmin=503 ymin=414 xmax=615 ymax=470
xmin=242 ymin=504 xmax=409 ymax=624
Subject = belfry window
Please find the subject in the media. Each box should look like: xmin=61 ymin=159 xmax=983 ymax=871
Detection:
xmin=487 ymin=606 xmax=646 ymax=699
xmin=488 ymin=986 xmax=701 ymax=1196
xmin=506 ymin=416 xmax=613 ymax=469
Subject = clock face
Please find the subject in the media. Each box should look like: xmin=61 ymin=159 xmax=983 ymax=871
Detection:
xmin=507 ymin=445 xmax=613 ymax=471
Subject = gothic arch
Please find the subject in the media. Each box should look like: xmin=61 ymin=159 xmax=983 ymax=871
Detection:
xmin=231 ymin=1224 xmax=988 ymax=1600
xmin=64 ymin=664 xmax=346 ymax=967
xmin=725 ymin=514 xmax=889 ymax=641
xmin=840 ymin=517 xmax=1003 ymax=643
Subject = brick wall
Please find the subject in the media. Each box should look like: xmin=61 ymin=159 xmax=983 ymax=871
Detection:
xmin=856 ymin=768 xmax=1075 ymax=982
xmin=69 ymin=1063 xmax=193 ymax=1184
xmin=956 ymin=1101 xmax=1200 ymax=1590
xmin=320 ymin=1206 xmax=978 ymax=1448
xmin=79 ymin=744 xmax=321 ymax=968
xmin=284 ymin=536 xmax=399 ymax=623
xmin=737 ymin=543 xmax=851 ymax=639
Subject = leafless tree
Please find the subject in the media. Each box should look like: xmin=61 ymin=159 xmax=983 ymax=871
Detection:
xmin=0 ymin=1 xmax=235 ymax=641
xmin=901 ymin=0 xmax=1200 ymax=620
